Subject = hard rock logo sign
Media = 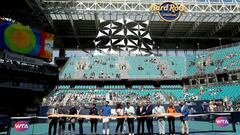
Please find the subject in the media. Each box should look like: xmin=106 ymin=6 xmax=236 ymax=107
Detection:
xmin=149 ymin=2 xmax=187 ymax=22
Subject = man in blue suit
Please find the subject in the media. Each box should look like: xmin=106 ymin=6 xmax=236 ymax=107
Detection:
xmin=179 ymin=100 xmax=189 ymax=135
xmin=143 ymin=100 xmax=154 ymax=134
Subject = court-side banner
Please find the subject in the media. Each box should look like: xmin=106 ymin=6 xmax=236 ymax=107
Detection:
xmin=0 ymin=21 xmax=54 ymax=61
xmin=4 ymin=51 xmax=43 ymax=66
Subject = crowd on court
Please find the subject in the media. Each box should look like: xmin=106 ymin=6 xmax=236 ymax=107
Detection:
xmin=48 ymin=100 xmax=190 ymax=135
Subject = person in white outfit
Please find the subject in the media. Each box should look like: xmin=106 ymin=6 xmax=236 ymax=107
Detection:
xmin=153 ymin=101 xmax=166 ymax=135
xmin=125 ymin=102 xmax=135 ymax=135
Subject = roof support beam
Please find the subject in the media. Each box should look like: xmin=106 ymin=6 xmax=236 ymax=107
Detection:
xmin=209 ymin=14 xmax=237 ymax=37
xmin=94 ymin=12 xmax=99 ymax=30
xmin=147 ymin=12 xmax=154 ymax=30
xmin=232 ymin=24 xmax=240 ymax=37
xmin=26 ymin=0 xmax=55 ymax=31
xmin=184 ymin=14 xmax=207 ymax=37
xmin=26 ymin=0 xmax=66 ymax=48
xmin=67 ymin=13 xmax=81 ymax=47
xmin=42 ymin=0 xmax=240 ymax=15
xmin=59 ymin=35 xmax=240 ymax=40
xmin=178 ymin=14 xmax=208 ymax=46
xmin=161 ymin=22 xmax=176 ymax=43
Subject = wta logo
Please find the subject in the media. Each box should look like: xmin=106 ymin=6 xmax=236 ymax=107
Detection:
xmin=14 ymin=121 xmax=29 ymax=132
xmin=215 ymin=117 xmax=229 ymax=127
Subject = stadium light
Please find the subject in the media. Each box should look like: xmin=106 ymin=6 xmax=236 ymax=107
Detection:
xmin=77 ymin=45 xmax=79 ymax=52
xmin=219 ymin=38 xmax=222 ymax=47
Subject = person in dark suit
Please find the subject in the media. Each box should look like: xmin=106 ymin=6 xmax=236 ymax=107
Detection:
xmin=136 ymin=101 xmax=146 ymax=135
xmin=89 ymin=103 xmax=98 ymax=134
xmin=78 ymin=105 xmax=84 ymax=135
xmin=68 ymin=105 xmax=77 ymax=134
xmin=48 ymin=104 xmax=58 ymax=135
xmin=143 ymin=100 xmax=154 ymax=134
xmin=57 ymin=104 xmax=67 ymax=135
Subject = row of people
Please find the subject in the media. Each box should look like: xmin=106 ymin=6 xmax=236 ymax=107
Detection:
xmin=48 ymin=100 xmax=189 ymax=135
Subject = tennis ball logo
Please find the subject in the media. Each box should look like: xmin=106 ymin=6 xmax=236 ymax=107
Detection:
xmin=14 ymin=121 xmax=29 ymax=132
xmin=215 ymin=116 xmax=229 ymax=127
xmin=4 ymin=24 xmax=36 ymax=54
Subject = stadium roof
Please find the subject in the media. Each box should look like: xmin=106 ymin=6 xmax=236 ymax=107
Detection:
xmin=1 ymin=0 xmax=240 ymax=50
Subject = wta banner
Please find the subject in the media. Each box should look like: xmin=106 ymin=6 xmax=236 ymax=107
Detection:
xmin=4 ymin=51 xmax=43 ymax=66
xmin=0 ymin=21 xmax=54 ymax=61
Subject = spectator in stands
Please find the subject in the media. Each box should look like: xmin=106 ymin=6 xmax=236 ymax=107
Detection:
xmin=223 ymin=96 xmax=228 ymax=107
xmin=209 ymin=101 xmax=216 ymax=112
xmin=89 ymin=103 xmax=98 ymax=134
xmin=136 ymin=101 xmax=145 ymax=134
xmin=153 ymin=101 xmax=166 ymax=135
xmin=201 ymin=102 xmax=206 ymax=113
xmin=68 ymin=105 xmax=77 ymax=134
xmin=236 ymin=102 xmax=240 ymax=112
xmin=179 ymin=97 xmax=183 ymax=102
xmin=78 ymin=105 xmax=84 ymax=135
xmin=125 ymin=102 xmax=135 ymax=135
xmin=225 ymin=102 xmax=234 ymax=112
xmin=101 ymin=101 xmax=111 ymax=135
xmin=143 ymin=100 xmax=153 ymax=134
xmin=57 ymin=104 xmax=67 ymax=135
xmin=48 ymin=104 xmax=58 ymax=135
xmin=167 ymin=102 xmax=176 ymax=135
xmin=191 ymin=92 xmax=194 ymax=101
xmin=115 ymin=103 xmax=124 ymax=134
xmin=42 ymin=97 xmax=47 ymax=106
xmin=179 ymin=100 xmax=189 ymax=135
xmin=216 ymin=101 xmax=224 ymax=112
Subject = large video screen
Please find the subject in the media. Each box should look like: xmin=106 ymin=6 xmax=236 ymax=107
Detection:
xmin=0 ymin=21 xmax=54 ymax=61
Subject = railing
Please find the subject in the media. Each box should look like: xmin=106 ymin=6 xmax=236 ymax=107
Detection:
xmin=203 ymin=42 xmax=240 ymax=52
xmin=44 ymin=0 xmax=240 ymax=4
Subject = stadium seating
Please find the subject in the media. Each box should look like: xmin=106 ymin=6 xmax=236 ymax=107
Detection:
xmin=187 ymin=44 xmax=240 ymax=76
xmin=43 ymin=82 xmax=240 ymax=108
xmin=59 ymin=56 xmax=186 ymax=80
xmin=74 ymin=85 xmax=96 ymax=89
xmin=103 ymin=85 xmax=125 ymax=89
xmin=58 ymin=85 xmax=70 ymax=89
xmin=161 ymin=85 xmax=183 ymax=89
xmin=132 ymin=85 xmax=141 ymax=89
xmin=60 ymin=43 xmax=240 ymax=79
xmin=187 ymin=84 xmax=240 ymax=100
xmin=43 ymin=87 xmax=185 ymax=107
